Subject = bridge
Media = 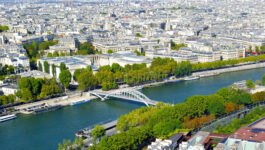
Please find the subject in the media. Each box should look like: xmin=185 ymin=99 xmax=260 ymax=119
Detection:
xmin=90 ymin=89 xmax=158 ymax=106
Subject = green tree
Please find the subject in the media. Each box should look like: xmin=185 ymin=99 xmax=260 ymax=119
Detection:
xmin=53 ymin=51 xmax=59 ymax=57
xmin=44 ymin=61 xmax=50 ymax=74
xmin=246 ymin=79 xmax=255 ymax=89
xmin=60 ymin=63 xmax=67 ymax=71
xmin=208 ymin=99 xmax=226 ymax=116
xmin=136 ymin=33 xmax=142 ymax=37
xmin=73 ymin=68 xmax=86 ymax=81
xmin=153 ymin=119 xmax=182 ymax=137
xmin=59 ymin=70 xmax=72 ymax=90
xmin=19 ymin=77 xmax=32 ymax=90
xmin=52 ymin=64 xmax=56 ymax=77
xmin=107 ymin=50 xmax=113 ymax=54
xmin=77 ymin=71 xmax=97 ymax=91
xmin=21 ymin=88 xmax=33 ymax=103
xmin=91 ymin=125 xmax=105 ymax=145
xmin=38 ymin=62 xmax=43 ymax=71
xmin=47 ymin=53 xmax=53 ymax=57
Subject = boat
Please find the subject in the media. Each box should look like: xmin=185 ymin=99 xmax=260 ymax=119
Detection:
xmin=0 ymin=114 xmax=16 ymax=122
xmin=184 ymin=76 xmax=200 ymax=81
xmin=71 ymin=99 xmax=91 ymax=106
xmin=165 ymin=79 xmax=182 ymax=84
xmin=75 ymin=120 xmax=117 ymax=138
xmin=199 ymin=72 xmax=220 ymax=78
xmin=32 ymin=105 xmax=62 ymax=114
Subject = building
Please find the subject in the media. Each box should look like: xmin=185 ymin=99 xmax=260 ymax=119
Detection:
xmin=2 ymin=85 xmax=18 ymax=95
xmin=214 ymin=117 xmax=265 ymax=150
xmin=179 ymin=131 xmax=210 ymax=150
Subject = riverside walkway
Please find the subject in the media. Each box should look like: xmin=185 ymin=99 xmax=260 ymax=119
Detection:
xmin=91 ymin=88 xmax=158 ymax=106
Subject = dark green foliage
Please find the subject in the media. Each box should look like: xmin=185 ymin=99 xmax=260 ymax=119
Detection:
xmin=208 ymin=98 xmax=226 ymax=116
xmin=95 ymin=127 xmax=152 ymax=150
xmin=59 ymin=70 xmax=72 ymax=89
xmin=52 ymin=64 xmax=56 ymax=77
xmin=0 ymin=25 xmax=9 ymax=32
xmin=107 ymin=50 xmax=113 ymax=54
xmin=77 ymin=42 xmax=95 ymax=55
xmin=246 ymin=79 xmax=255 ymax=89
xmin=153 ymin=119 xmax=182 ymax=137
xmin=171 ymin=42 xmax=187 ymax=51
xmin=38 ymin=62 xmax=43 ymax=71
xmin=16 ymin=77 xmax=62 ymax=103
xmin=136 ymin=33 xmax=142 ymax=37
xmin=23 ymin=40 xmax=58 ymax=69
xmin=60 ymin=63 xmax=67 ymax=72
xmin=0 ymin=94 xmax=15 ymax=106
xmin=44 ymin=61 xmax=49 ymax=73
xmin=91 ymin=125 xmax=105 ymax=145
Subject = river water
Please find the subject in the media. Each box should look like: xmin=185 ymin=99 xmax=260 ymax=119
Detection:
xmin=1 ymin=68 xmax=265 ymax=150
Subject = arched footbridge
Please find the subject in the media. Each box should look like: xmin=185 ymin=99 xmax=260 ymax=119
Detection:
xmin=91 ymin=89 xmax=158 ymax=106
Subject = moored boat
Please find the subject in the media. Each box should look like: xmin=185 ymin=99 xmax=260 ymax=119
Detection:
xmin=184 ymin=76 xmax=200 ymax=81
xmin=199 ymin=72 xmax=220 ymax=78
xmin=71 ymin=99 xmax=91 ymax=106
xmin=0 ymin=114 xmax=16 ymax=122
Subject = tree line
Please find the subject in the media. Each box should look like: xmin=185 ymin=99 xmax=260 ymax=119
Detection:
xmin=23 ymin=40 xmax=58 ymax=69
xmin=84 ymin=80 xmax=265 ymax=150
xmin=44 ymin=54 xmax=265 ymax=92
xmin=15 ymin=77 xmax=62 ymax=103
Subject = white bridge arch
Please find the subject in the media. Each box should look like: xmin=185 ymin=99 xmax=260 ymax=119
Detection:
xmin=91 ymin=89 xmax=158 ymax=106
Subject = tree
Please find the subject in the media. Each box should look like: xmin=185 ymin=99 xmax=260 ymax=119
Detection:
xmin=44 ymin=61 xmax=50 ymax=74
xmin=225 ymin=102 xmax=238 ymax=113
xmin=153 ymin=119 xmax=182 ymax=137
xmin=255 ymin=46 xmax=260 ymax=52
xmin=107 ymin=50 xmax=113 ymax=54
xmin=38 ymin=62 xmax=43 ymax=71
xmin=208 ymin=99 xmax=226 ymax=116
xmin=251 ymin=92 xmax=265 ymax=103
xmin=60 ymin=63 xmax=67 ymax=71
xmin=47 ymin=53 xmax=53 ymax=57
xmin=53 ymin=51 xmax=59 ymax=57
xmin=73 ymin=68 xmax=86 ymax=81
xmin=136 ymin=33 xmax=142 ymax=37
xmin=91 ymin=125 xmax=105 ymax=145
xmin=52 ymin=64 xmax=56 ymax=77
xmin=21 ymin=88 xmax=33 ymax=103
xmin=19 ymin=77 xmax=32 ymax=90
xmin=246 ymin=79 xmax=255 ymax=89
xmin=77 ymin=71 xmax=97 ymax=91
xmin=59 ymin=70 xmax=72 ymax=90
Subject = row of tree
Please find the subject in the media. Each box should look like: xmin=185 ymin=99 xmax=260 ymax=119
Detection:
xmin=23 ymin=40 xmax=58 ymax=69
xmin=70 ymin=58 xmax=192 ymax=91
xmin=0 ymin=94 xmax=16 ymax=106
xmin=54 ymin=54 xmax=265 ymax=92
xmin=58 ymin=72 xmax=265 ymax=150
xmin=15 ymin=77 xmax=62 ymax=103
xmin=82 ymin=87 xmax=253 ymax=149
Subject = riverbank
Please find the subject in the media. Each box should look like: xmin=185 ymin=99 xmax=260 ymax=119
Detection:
xmin=2 ymin=67 xmax=265 ymax=150
xmin=10 ymin=61 xmax=265 ymax=114
xmin=13 ymin=92 xmax=97 ymax=114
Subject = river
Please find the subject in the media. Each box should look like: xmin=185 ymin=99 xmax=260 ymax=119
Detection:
xmin=1 ymin=68 xmax=265 ymax=150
